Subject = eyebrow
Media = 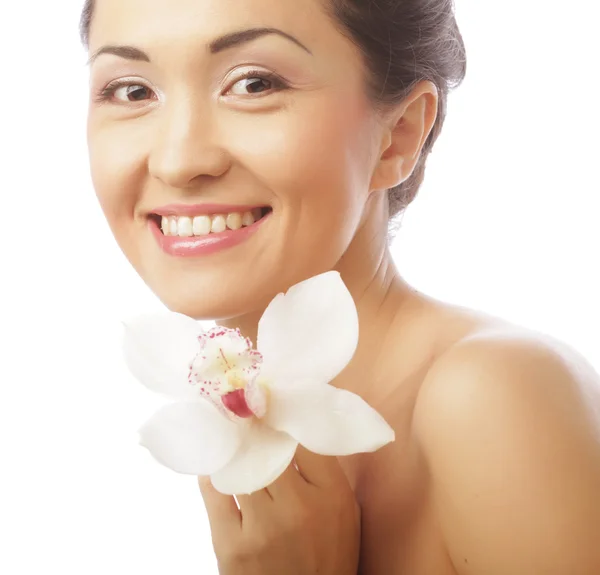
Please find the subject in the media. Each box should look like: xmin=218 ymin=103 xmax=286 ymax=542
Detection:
xmin=87 ymin=27 xmax=311 ymax=66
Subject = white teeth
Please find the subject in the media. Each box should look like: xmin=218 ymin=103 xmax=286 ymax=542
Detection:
xmin=159 ymin=209 xmax=264 ymax=236
xmin=241 ymin=211 xmax=255 ymax=227
xmin=192 ymin=215 xmax=211 ymax=236
xmin=211 ymin=214 xmax=227 ymax=233
xmin=177 ymin=217 xmax=193 ymax=237
xmin=226 ymin=212 xmax=243 ymax=230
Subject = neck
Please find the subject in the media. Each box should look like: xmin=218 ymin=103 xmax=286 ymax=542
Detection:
xmin=218 ymin=193 xmax=416 ymax=387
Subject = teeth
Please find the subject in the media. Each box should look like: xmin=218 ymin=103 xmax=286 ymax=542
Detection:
xmin=159 ymin=210 xmax=265 ymax=237
xmin=241 ymin=211 xmax=254 ymax=227
xmin=211 ymin=214 xmax=227 ymax=233
xmin=177 ymin=217 xmax=193 ymax=237
xmin=226 ymin=212 xmax=243 ymax=231
xmin=193 ymin=215 xmax=211 ymax=236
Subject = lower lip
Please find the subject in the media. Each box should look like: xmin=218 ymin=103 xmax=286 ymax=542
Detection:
xmin=149 ymin=213 xmax=270 ymax=257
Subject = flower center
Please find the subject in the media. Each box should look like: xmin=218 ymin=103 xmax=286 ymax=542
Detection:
xmin=188 ymin=327 xmax=268 ymax=420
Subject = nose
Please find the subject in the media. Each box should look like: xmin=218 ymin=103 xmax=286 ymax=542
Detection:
xmin=148 ymin=97 xmax=231 ymax=189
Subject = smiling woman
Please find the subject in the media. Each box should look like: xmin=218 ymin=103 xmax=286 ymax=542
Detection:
xmin=80 ymin=0 xmax=460 ymax=322
xmin=78 ymin=0 xmax=600 ymax=574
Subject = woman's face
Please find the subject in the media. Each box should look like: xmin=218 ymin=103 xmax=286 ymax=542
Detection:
xmin=87 ymin=0 xmax=386 ymax=319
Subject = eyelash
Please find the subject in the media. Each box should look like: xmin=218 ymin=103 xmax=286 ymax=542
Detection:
xmin=93 ymin=69 xmax=289 ymax=105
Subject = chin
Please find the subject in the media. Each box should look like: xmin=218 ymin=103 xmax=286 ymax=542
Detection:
xmin=148 ymin=274 xmax=275 ymax=322
xmin=130 ymin=221 xmax=347 ymax=322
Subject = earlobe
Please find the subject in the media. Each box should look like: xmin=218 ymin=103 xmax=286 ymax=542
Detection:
xmin=369 ymin=82 xmax=438 ymax=192
xmin=369 ymin=153 xmax=406 ymax=193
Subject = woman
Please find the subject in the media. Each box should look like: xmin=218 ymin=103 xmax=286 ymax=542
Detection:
xmin=80 ymin=0 xmax=600 ymax=573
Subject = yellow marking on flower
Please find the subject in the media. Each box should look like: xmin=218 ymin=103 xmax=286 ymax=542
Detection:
xmin=227 ymin=372 xmax=247 ymax=390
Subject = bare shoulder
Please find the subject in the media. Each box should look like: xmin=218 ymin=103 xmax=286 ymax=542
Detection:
xmin=411 ymin=323 xmax=600 ymax=574
xmin=415 ymin=321 xmax=600 ymax=424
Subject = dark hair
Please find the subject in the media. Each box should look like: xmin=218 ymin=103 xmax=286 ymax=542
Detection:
xmin=80 ymin=0 xmax=466 ymax=219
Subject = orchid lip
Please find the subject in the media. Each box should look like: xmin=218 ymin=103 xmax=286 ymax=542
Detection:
xmin=222 ymin=389 xmax=255 ymax=418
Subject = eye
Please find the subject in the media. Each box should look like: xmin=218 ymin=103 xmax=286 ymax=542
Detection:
xmin=226 ymin=70 xmax=288 ymax=97
xmin=95 ymin=80 xmax=156 ymax=104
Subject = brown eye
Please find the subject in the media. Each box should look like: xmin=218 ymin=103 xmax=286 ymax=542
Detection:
xmin=113 ymin=84 xmax=153 ymax=102
xmin=226 ymin=71 xmax=288 ymax=97
xmin=230 ymin=77 xmax=273 ymax=95
xmin=96 ymin=80 xmax=157 ymax=104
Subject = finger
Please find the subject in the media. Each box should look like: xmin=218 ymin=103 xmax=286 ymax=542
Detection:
xmin=263 ymin=457 xmax=306 ymax=499
xmin=197 ymin=475 xmax=241 ymax=531
xmin=236 ymin=488 xmax=273 ymax=523
xmin=293 ymin=445 xmax=347 ymax=487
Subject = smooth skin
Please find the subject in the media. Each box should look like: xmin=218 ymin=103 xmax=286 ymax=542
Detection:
xmin=86 ymin=0 xmax=600 ymax=573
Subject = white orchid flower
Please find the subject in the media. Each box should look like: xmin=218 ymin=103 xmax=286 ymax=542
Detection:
xmin=123 ymin=271 xmax=395 ymax=495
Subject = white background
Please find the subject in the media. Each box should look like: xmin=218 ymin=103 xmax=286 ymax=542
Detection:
xmin=0 ymin=1 xmax=598 ymax=573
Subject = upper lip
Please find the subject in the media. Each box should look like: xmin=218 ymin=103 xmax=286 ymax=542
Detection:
xmin=150 ymin=203 xmax=268 ymax=217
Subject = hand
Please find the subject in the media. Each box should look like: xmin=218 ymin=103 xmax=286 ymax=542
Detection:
xmin=198 ymin=446 xmax=361 ymax=575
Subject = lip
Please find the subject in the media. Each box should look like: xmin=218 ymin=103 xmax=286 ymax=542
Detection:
xmin=149 ymin=210 xmax=271 ymax=258
xmin=152 ymin=203 xmax=267 ymax=217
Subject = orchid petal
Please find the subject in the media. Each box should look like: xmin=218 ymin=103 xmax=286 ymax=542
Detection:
xmin=264 ymin=382 xmax=395 ymax=456
xmin=257 ymin=272 xmax=358 ymax=384
xmin=210 ymin=422 xmax=298 ymax=495
xmin=138 ymin=401 xmax=241 ymax=475
xmin=123 ymin=312 xmax=204 ymax=400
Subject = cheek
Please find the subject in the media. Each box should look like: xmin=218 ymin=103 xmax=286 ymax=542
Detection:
xmin=87 ymin=118 xmax=147 ymax=229
xmin=219 ymin=95 xmax=376 ymax=276
xmin=223 ymin=95 xmax=374 ymax=218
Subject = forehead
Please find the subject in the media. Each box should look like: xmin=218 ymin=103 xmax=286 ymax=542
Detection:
xmin=90 ymin=0 xmax=337 ymax=49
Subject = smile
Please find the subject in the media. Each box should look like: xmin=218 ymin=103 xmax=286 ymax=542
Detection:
xmin=148 ymin=205 xmax=272 ymax=257
xmin=158 ymin=208 xmax=268 ymax=237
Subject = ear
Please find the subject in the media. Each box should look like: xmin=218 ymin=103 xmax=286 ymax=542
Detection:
xmin=369 ymin=81 xmax=439 ymax=192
